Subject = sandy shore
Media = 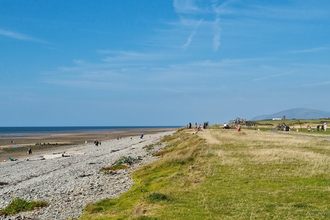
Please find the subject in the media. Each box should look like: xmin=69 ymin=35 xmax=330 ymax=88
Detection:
xmin=0 ymin=128 xmax=176 ymax=163
xmin=0 ymin=130 xmax=176 ymax=220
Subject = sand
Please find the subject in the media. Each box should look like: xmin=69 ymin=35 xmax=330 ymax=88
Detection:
xmin=0 ymin=128 xmax=176 ymax=163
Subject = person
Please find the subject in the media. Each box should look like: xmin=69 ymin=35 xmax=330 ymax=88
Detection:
xmin=237 ymin=125 xmax=241 ymax=132
xmin=140 ymin=134 xmax=144 ymax=139
xmin=325 ymin=123 xmax=327 ymax=132
xmin=322 ymin=125 xmax=324 ymax=131
xmin=317 ymin=125 xmax=320 ymax=131
xmin=99 ymin=141 xmax=101 ymax=146
xmin=29 ymin=148 xmax=32 ymax=154
xmin=130 ymin=136 xmax=132 ymax=140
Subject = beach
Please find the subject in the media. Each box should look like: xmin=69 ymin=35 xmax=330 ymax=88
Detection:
xmin=0 ymin=129 xmax=176 ymax=220
xmin=0 ymin=127 xmax=176 ymax=163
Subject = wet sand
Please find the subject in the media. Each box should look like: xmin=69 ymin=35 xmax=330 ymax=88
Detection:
xmin=0 ymin=128 xmax=177 ymax=162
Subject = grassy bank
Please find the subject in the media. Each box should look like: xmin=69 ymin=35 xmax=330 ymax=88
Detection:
xmin=80 ymin=128 xmax=330 ymax=219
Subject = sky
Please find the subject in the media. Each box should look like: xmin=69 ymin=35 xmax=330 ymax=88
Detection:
xmin=0 ymin=0 xmax=330 ymax=126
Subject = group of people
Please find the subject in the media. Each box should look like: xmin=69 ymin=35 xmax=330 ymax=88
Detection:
xmin=305 ymin=123 xmax=327 ymax=132
xmin=94 ymin=140 xmax=101 ymax=146
xmin=316 ymin=123 xmax=327 ymax=132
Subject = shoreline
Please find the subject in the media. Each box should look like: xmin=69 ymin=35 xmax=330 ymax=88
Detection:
xmin=0 ymin=130 xmax=177 ymax=220
xmin=0 ymin=127 xmax=177 ymax=163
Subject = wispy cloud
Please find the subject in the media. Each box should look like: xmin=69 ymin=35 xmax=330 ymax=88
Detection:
xmin=0 ymin=29 xmax=46 ymax=43
xmin=212 ymin=0 xmax=235 ymax=51
xmin=253 ymin=70 xmax=296 ymax=81
xmin=287 ymin=47 xmax=329 ymax=54
xmin=303 ymin=81 xmax=330 ymax=87
xmin=173 ymin=0 xmax=199 ymax=14
xmin=182 ymin=19 xmax=203 ymax=50
xmin=212 ymin=18 xmax=221 ymax=51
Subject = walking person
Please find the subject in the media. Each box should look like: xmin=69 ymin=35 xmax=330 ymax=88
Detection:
xmin=324 ymin=123 xmax=327 ymax=132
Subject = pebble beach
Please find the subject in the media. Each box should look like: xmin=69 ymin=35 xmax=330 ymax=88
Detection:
xmin=0 ymin=130 xmax=176 ymax=220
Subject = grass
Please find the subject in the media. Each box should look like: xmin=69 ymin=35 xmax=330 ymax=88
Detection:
xmin=100 ymin=164 xmax=129 ymax=171
xmin=0 ymin=198 xmax=49 ymax=215
xmin=144 ymin=193 xmax=168 ymax=204
xmin=80 ymin=128 xmax=330 ymax=219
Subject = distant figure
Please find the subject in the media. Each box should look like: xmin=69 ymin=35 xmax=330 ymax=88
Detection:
xmin=296 ymin=128 xmax=299 ymax=132
xmin=85 ymin=141 xmax=87 ymax=144
xmin=99 ymin=141 xmax=101 ymax=146
xmin=149 ymin=135 xmax=151 ymax=138
xmin=140 ymin=134 xmax=144 ymax=139
xmin=322 ymin=125 xmax=324 ymax=131
xmin=130 ymin=136 xmax=132 ymax=140
xmin=237 ymin=125 xmax=241 ymax=132
xmin=325 ymin=123 xmax=327 ymax=132
xmin=317 ymin=125 xmax=320 ymax=131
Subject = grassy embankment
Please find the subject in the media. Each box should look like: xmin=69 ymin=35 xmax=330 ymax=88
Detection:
xmin=80 ymin=128 xmax=330 ymax=219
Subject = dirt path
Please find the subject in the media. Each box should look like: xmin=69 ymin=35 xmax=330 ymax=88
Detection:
xmin=196 ymin=130 xmax=220 ymax=145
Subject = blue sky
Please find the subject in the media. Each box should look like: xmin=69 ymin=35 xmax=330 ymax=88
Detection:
xmin=0 ymin=0 xmax=330 ymax=126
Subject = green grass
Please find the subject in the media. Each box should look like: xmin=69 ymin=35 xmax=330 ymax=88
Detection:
xmin=80 ymin=129 xmax=330 ymax=219
xmin=100 ymin=164 xmax=129 ymax=171
xmin=144 ymin=193 xmax=168 ymax=203
xmin=0 ymin=198 xmax=49 ymax=215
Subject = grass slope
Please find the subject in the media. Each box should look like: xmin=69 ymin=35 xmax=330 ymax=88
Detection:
xmin=80 ymin=128 xmax=330 ymax=219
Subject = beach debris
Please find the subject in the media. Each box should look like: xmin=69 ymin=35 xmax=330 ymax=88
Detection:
xmin=0 ymin=182 xmax=8 ymax=186
xmin=110 ymin=149 xmax=120 ymax=153
xmin=79 ymin=174 xmax=93 ymax=178
xmin=61 ymin=154 xmax=70 ymax=157
xmin=103 ymin=170 xmax=117 ymax=175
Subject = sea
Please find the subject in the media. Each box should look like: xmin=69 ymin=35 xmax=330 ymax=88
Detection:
xmin=0 ymin=126 xmax=180 ymax=137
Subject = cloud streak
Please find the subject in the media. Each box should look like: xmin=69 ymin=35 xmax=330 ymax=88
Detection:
xmin=182 ymin=19 xmax=203 ymax=50
xmin=253 ymin=70 xmax=296 ymax=82
xmin=287 ymin=47 xmax=330 ymax=54
xmin=0 ymin=29 xmax=46 ymax=43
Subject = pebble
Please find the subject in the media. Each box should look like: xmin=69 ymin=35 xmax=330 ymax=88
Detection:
xmin=0 ymin=131 xmax=174 ymax=220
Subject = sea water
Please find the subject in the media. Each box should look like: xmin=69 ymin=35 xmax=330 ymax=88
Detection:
xmin=0 ymin=126 xmax=179 ymax=137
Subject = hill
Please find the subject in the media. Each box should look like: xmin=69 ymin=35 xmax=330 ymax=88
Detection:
xmin=251 ymin=108 xmax=330 ymax=121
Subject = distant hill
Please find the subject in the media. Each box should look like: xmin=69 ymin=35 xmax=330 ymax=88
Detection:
xmin=251 ymin=108 xmax=330 ymax=121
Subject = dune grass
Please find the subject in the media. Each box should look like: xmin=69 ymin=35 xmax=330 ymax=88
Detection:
xmin=80 ymin=128 xmax=330 ymax=219
xmin=0 ymin=198 xmax=49 ymax=215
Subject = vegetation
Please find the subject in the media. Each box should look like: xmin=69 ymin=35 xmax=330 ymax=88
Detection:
xmin=100 ymin=164 xmax=129 ymax=171
xmin=143 ymin=144 xmax=154 ymax=151
xmin=80 ymin=128 xmax=330 ymax=219
xmin=0 ymin=198 xmax=49 ymax=215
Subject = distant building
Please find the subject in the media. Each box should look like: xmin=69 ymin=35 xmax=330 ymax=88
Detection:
xmin=272 ymin=118 xmax=282 ymax=121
